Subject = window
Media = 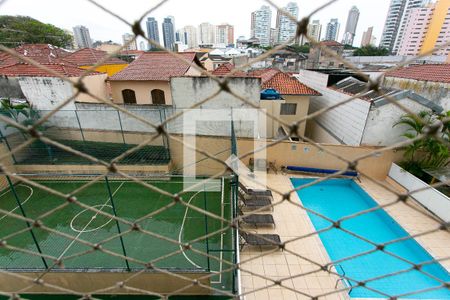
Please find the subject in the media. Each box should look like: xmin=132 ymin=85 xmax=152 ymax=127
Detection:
xmin=151 ymin=89 xmax=166 ymax=105
xmin=280 ymin=103 xmax=297 ymax=115
xmin=122 ymin=89 xmax=136 ymax=104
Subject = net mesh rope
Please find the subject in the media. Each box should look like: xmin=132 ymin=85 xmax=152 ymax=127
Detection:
xmin=0 ymin=0 xmax=448 ymax=299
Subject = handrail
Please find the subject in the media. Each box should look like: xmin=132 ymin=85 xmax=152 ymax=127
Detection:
xmin=329 ymin=263 xmax=353 ymax=296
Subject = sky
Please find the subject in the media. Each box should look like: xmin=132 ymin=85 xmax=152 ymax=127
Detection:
xmin=0 ymin=0 xmax=391 ymax=47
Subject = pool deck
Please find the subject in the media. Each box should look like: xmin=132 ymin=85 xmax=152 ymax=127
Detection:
xmin=239 ymin=173 xmax=450 ymax=300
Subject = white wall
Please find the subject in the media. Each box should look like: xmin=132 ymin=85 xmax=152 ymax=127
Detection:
xmin=18 ymin=77 xmax=77 ymax=110
xmin=362 ymin=98 xmax=433 ymax=146
xmin=170 ymin=76 xmax=260 ymax=109
xmin=389 ymin=163 xmax=450 ymax=222
xmin=170 ymin=76 xmax=262 ymax=138
xmin=298 ymin=70 xmax=371 ymax=145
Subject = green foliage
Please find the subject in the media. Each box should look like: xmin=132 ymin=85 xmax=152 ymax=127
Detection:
xmin=393 ymin=110 xmax=450 ymax=175
xmin=343 ymin=44 xmax=357 ymax=50
xmin=0 ymin=98 xmax=44 ymax=132
xmin=353 ymin=45 xmax=389 ymax=56
xmin=0 ymin=15 xmax=72 ymax=48
xmin=288 ymin=44 xmax=310 ymax=54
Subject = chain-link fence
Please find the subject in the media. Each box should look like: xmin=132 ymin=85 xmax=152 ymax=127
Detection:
xmin=0 ymin=0 xmax=449 ymax=299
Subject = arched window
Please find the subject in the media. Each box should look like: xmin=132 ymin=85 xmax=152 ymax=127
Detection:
xmin=122 ymin=89 xmax=136 ymax=104
xmin=151 ymin=89 xmax=165 ymax=105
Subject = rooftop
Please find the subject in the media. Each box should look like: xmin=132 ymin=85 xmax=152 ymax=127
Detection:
xmin=211 ymin=63 xmax=246 ymax=76
xmin=63 ymin=48 xmax=128 ymax=66
xmin=263 ymin=72 xmax=321 ymax=96
xmin=0 ymin=44 xmax=71 ymax=66
xmin=249 ymin=68 xmax=321 ymax=96
xmin=384 ymin=64 xmax=450 ymax=83
xmin=0 ymin=62 xmax=100 ymax=77
xmin=330 ymin=76 xmax=443 ymax=112
xmin=109 ymin=52 xmax=203 ymax=81
xmin=319 ymin=40 xmax=344 ymax=47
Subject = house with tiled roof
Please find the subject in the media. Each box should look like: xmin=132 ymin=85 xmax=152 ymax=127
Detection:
xmin=63 ymin=48 xmax=128 ymax=76
xmin=383 ymin=64 xmax=450 ymax=110
xmin=307 ymin=40 xmax=345 ymax=69
xmin=0 ymin=44 xmax=71 ymax=67
xmin=108 ymin=52 xmax=204 ymax=105
xmin=202 ymin=66 xmax=321 ymax=138
xmin=298 ymin=69 xmax=444 ymax=146
xmin=248 ymin=68 xmax=321 ymax=137
xmin=0 ymin=62 xmax=107 ymax=110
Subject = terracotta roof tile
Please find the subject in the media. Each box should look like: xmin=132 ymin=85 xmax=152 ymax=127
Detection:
xmin=0 ymin=62 xmax=100 ymax=77
xmin=211 ymin=63 xmax=247 ymax=76
xmin=385 ymin=64 xmax=450 ymax=83
xmin=0 ymin=44 xmax=71 ymax=66
xmin=109 ymin=52 xmax=201 ymax=81
xmin=320 ymin=40 xmax=343 ymax=47
xmin=262 ymin=71 xmax=321 ymax=95
xmin=247 ymin=68 xmax=280 ymax=83
xmin=63 ymin=48 xmax=127 ymax=66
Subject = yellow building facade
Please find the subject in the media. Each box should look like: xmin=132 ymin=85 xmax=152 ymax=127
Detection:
xmin=79 ymin=64 xmax=128 ymax=76
xmin=420 ymin=0 xmax=450 ymax=55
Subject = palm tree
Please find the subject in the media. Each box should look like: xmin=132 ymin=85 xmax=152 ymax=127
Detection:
xmin=394 ymin=110 xmax=449 ymax=172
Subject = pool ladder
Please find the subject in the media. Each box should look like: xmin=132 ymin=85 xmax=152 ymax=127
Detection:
xmin=328 ymin=264 xmax=353 ymax=297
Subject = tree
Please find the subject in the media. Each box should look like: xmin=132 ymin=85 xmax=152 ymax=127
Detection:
xmin=0 ymin=16 xmax=72 ymax=48
xmin=353 ymin=45 xmax=389 ymax=56
xmin=287 ymin=44 xmax=310 ymax=54
xmin=393 ymin=110 xmax=449 ymax=178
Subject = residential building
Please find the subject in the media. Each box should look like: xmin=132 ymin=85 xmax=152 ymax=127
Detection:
xmin=122 ymin=33 xmax=137 ymax=51
xmin=383 ymin=64 xmax=450 ymax=110
xmin=146 ymin=17 xmax=160 ymax=49
xmin=174 ymin=66 xmax=320 ymax=138
xmin=178 ymin=25 xmax=198 ymax=48
xmin=324 ymin=19 xmax=340 ymax=41
xmin=0 ymin=62 xmax=107 ymax=110
xmin=307 ymin=40 xmax=344 ymax=68
xmin=270 ymin=28 xmax=278 ymax=46
xmin=95 ymin=43 xmax=122 ymax=54
xmin=198 ymin=22 xmax=216 ymax=45
xmin=397 ymin=1 xmax=450 ymax=56
xmin=276 ymin=2 xmax=299 ymax=44
xmin=216 ymin=24 xmax=234 ymax=46
xmin=393 ymin=0 xmax=430 ymax=53
xmin=420 ymin=0 xmax=450 ymax=56
xmin=361 ymin=26 xmax=374 ymax=47
xmin=251 ymin=5 xmax=272 ymax=46
xmin=108 ymin=52 xmax=203 ymax=105
xmin=200 ymin=49 xmax=248 ymax=71
xmin=341 ymin=6 xmax=360 ymax=46
xmin=251 ymin=69 xmax=321 ymax=138
xmin=380 ymin=0 xmax=407 ymax=52
xmin=308 ymin=20 xmax=322 ymax=42
xmin=73 ymin=25 xmax=93 ymax=49
xmin=162 ymin=17 xmax=175 ymax=51
xmin=298 ymin=69 xmax=443 ymax=146
xmin=269 ymin=47 xmax=308 ymax=71
xmin=63 ymin=48 xmax=128 ymax=76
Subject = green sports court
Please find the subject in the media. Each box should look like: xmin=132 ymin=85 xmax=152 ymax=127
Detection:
xmin=0 ymin=175 xmax=237 ymax=294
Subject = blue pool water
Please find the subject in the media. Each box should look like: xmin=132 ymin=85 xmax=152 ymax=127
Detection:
xmin=291 ymin=178 xmax=450 ymax=299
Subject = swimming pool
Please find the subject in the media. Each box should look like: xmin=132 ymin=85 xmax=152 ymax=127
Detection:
xmin=291 ymin=178 xmax=450 ymax=299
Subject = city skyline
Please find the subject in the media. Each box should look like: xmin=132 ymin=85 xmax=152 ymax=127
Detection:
xmin=0 ymin=0 xmax=391 ymax=48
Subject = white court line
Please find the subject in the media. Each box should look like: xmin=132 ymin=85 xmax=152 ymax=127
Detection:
xmin=178 ymin=183 xmax=221 ymax=270
xmin=0 ymin=185 xmax=34 ymax=222
xmin=56 ymin=182 xmax=125 ymax=261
